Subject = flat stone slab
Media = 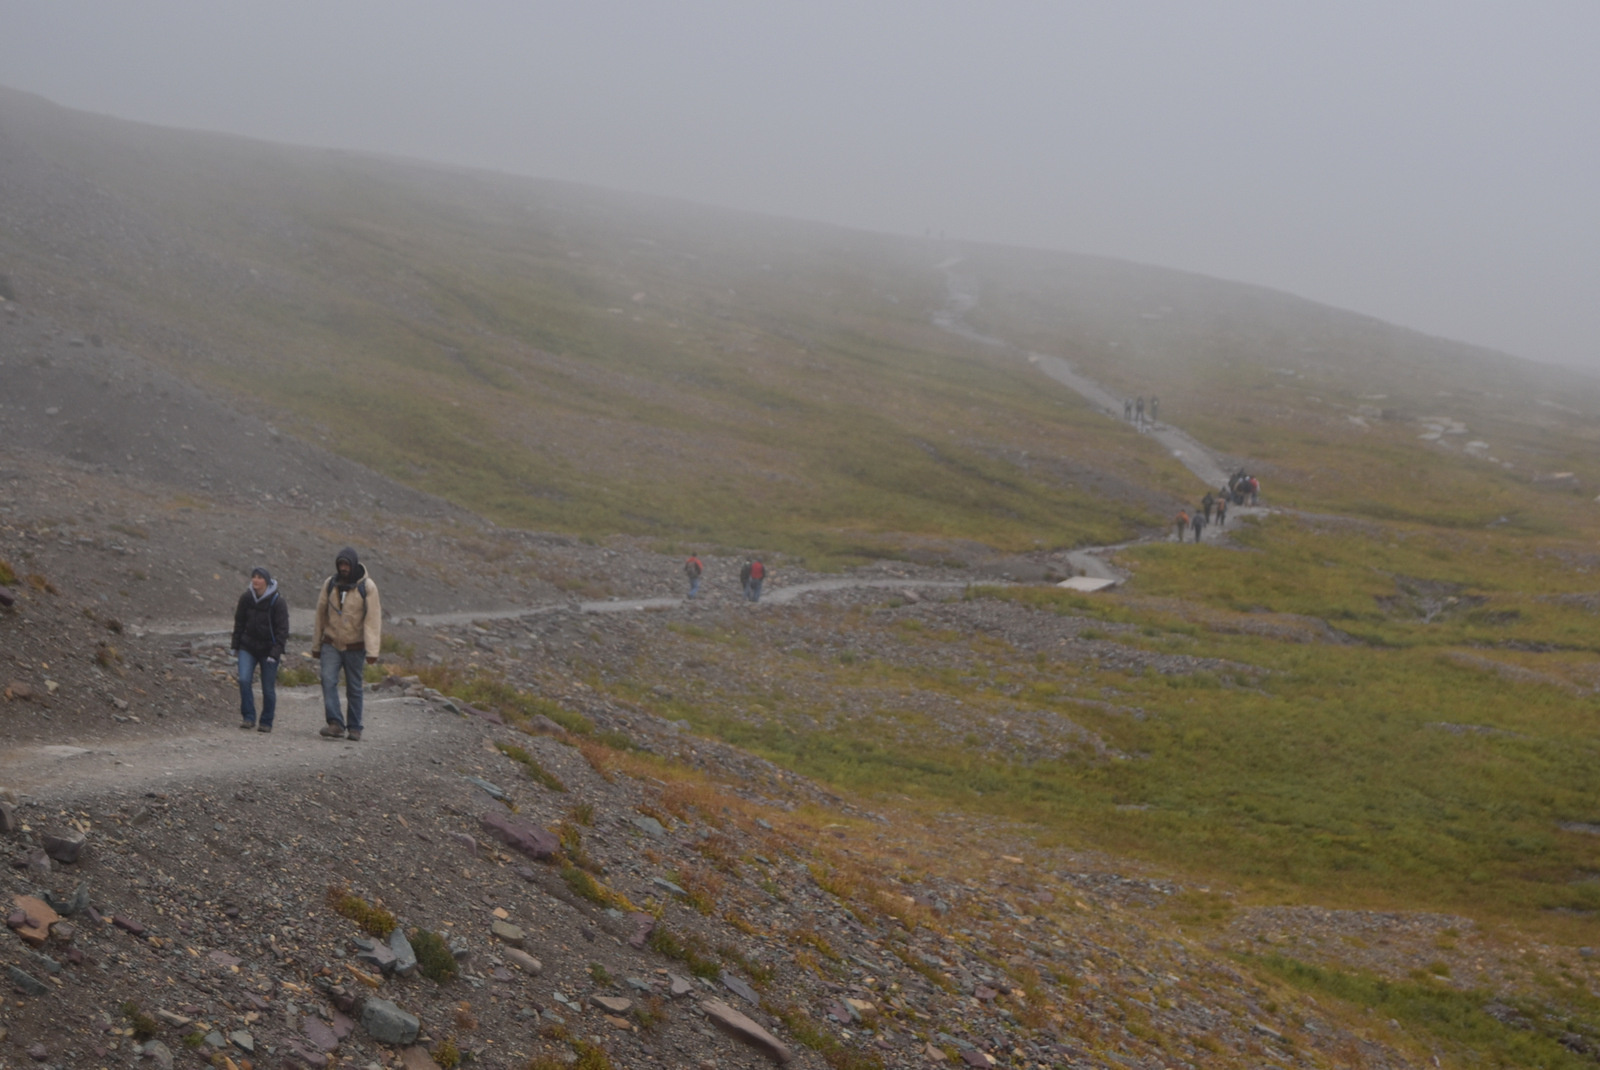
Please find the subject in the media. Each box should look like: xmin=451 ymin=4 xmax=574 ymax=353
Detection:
xmin=6 ymin=965 xmax=48 ymax=996
xmin=591 ymin=995 xmax=631 ymax=1014
xmin=301 ymin=1018 xmax=340 ymax=1053
xmin=504 ymin=948 xmax=543 ymax=975
xmin=720 ymin=969 xmax=760 ymax=1005
xmin=8 ymin=896 xmax=59 ymax=948
xmin=490 ymin=919 xmax=525 ymax=947
xmin=478 ymin=810 xmax=559 ymax=860
xmin=701 ymin=999 xmax=791 ymax=1064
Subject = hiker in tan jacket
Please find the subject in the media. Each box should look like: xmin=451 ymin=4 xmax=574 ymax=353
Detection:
xmin=312 ymin=546 xmax=382 ymax=741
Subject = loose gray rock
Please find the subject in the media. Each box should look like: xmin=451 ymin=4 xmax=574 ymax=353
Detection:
xmin=491 ymin=919 xmax=525 ymax=947
xmin=0 ymin=800 xmax=16 ymax=834
xmin=230 ymin=1030 xmax=255 ymax=1053
xmin=504 ymin=948 xmax=543 ymax=975
xmin=6 ymin=965 xmax=48 ymax=996
xmin=41 ymin=829 xmax=85 ymax=864
xmin=389 ymin=927 xmax=417 ymax=977
xmin=720 ymin=969 xmax=760 ymax=1005
xmin=361 ymin=998 xmax=420 ymax=1045
xmin=462 ymin=775 xmax=507 ymax=800
xmin=355 ymin=939 xmax=397 ymax=974
xmin=42 ymin=879 xmax=89 ymax=916
xmin=633 ymin=815 xmax=667 ymax=839
xmin=140 ymin=1039 xmax=175 ymax=1070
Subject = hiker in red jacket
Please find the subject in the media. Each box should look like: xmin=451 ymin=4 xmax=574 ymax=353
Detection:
xmin=684 ymin=555 xmax=703 ymax=599
xmin=1175 ymin=511 xmax=1190 ymax=542
xmin=746 ymin=558 xmax=766 ymax=602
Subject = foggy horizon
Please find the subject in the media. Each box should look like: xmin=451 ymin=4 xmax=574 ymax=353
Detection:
xmin=2 ymin=1 xmax=1596 ymax=371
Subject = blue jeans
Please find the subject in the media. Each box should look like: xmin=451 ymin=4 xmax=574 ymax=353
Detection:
xmin=237 ymin=649 xmax=278 ymax=726
xmin=747 ymin=577 xmax=763 ymax=602
xmin=320 ymin=647 xmax=366 ymax=731
xmin=687 ymin=575 xmax=700 ymax=598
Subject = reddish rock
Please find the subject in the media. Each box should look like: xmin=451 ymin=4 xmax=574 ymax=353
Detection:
xmin=301 ymin=1018 xmax=340 ymax=1053
xmin=478 ymin=810 xmax=559 ymax=860
xmin=112 ymin=915 xmax=146 ymax=936
xmin=10 ymin=896 xmax=59 ymax=947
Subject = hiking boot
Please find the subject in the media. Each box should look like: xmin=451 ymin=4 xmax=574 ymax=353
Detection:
xmin=239 ymin=721 xmax=256 ymax=730
xmin=345 ymin=729 xmax=362 ymax=742
xmin=257 ymin=724 xmax=273 ymax=734
xmin=319 ymin=723 xmax=345 ymax=739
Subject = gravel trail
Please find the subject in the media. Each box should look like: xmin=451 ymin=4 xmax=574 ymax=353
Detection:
xmin=0 ymin=690 xmax=460 ymax=800
xmin=937 ymin=259 xmax=1236 ymax=489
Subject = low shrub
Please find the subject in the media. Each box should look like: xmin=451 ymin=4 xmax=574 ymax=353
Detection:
xmin=496 ymin=742 xmax=566 ymax=792
xmin=410 ymin=927 xmax=459 ymax=983
xmin=326 ymin=886 xmax=396 ymax=937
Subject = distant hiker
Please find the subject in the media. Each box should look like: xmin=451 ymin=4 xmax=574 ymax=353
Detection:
xmin=739 ymin=560 xmax=753 ymax=599
xmin=747 ymin=558 xmax=766 ymax=602
xmin=1175 ymin=510 xmax=1189 ymax=542
xmin=1201 ymin=491 xmax=1215 ymax=522
xmin=312 ymin=547 xmax=382 ymax=742
xmin=684 ymin=554 xmax=704 ymax=599
xmin=231 ymin=566 xmax=288 ymax=734
xmin=1136 ymin=396 xmax=1146 ymax=425
xmin=1150 ymin=396 xmax=1159 ymax=422
xmin=1124 ymin=398 xmax=1132 ymax=422
xmin=1249 ymin=476 xmax=1260 ymax=506
xmin=1191 ymin=511 xmax=1206 ymax=542
xmin=1216 ymin=496 xmax=1228 ymax=527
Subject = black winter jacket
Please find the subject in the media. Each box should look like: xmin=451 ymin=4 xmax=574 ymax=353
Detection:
xmin=232 ymin=582 xmax=289 ymax=660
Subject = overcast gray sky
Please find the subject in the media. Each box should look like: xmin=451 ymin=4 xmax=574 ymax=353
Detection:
xmin=2 ymin=1 xmax=1596 ymax=368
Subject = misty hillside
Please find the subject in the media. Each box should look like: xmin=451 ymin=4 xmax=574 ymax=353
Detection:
xmin=4 ymin=85 xmax=1599 ymax=551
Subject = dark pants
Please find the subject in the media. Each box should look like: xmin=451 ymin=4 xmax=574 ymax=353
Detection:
xmin=237 ymin=649 xmax=278 ymax=726
xmin=320 ymin=647 xmax=366 ymax=731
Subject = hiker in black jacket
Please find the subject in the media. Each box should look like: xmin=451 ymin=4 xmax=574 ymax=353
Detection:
xmin=232 ymin=566 xmax=290 ymax=733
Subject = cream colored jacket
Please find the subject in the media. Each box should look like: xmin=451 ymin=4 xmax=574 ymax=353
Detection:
xmin=312 ymin=575 xmax=382 ymax=655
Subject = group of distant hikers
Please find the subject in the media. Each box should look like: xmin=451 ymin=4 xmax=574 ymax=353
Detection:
xmin=230 ymin=547 xmax=380 ymax=740
xmin=683 ymin=555 xmax=767 ymax=602
xmin=1123 ymin=395 xmax=1159 ymax=427
xmin=1174 ymin=470 xmax=1261 ymax=542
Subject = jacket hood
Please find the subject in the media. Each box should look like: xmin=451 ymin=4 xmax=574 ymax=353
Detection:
xmin=334 ymin=546 xmax=367 ymax=586
xmin=251 ymin=578 xmax=279 ymax=603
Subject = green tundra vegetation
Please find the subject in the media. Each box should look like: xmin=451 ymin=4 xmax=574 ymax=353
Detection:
xmin=11 ymin=85 xmax=1600 ymax=1047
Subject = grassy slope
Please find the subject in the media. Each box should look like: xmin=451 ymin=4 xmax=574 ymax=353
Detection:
xmin=961 ymin=244 xmax=1600 ymax=536
xmin=13 ymin=87 xmax=1600 ymax=963
xmin=0 ymin=88 xmax=1186 ymax=564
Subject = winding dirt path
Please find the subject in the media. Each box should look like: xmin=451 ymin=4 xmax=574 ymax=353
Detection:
xmin=936 ymin=259 xmax=1235 ymax=490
